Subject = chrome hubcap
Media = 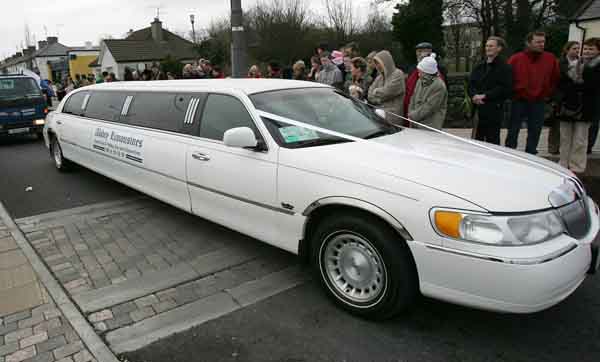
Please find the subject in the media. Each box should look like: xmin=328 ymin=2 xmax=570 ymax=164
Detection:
xmin=53 ymin=143 xmax=62 ymax=168
xmin=322 ymin=232 xmax=386 ymax=305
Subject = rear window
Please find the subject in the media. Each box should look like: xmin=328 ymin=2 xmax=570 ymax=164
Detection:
xmin=0 ymin=78 xmax=41 ymax=100
xmin=125 ymin=92 xmax=192 ymax=132
xmin=63 ymin=92 xmax=88 ymax=116
xmin=83 ymin=92 xmax=126 ymax=122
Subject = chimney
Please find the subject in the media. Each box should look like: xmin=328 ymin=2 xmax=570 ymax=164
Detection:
xmin=151 ymin=18 xmax=163 ymax=42
xmin=16 ymin=52 xmax=22 ymax=57
xmin=47 ymin=36 xmax=58 ymax=44
xmin=38 ymin=40 xmax=47 ymax=49
xmin=23 ymin=48 xmax=33 ymax=57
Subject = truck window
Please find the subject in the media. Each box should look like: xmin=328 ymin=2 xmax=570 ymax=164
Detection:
xmin=0 ymin=78 xmax=42 ymax=100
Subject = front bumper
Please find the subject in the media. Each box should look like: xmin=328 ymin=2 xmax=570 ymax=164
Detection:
xmin=410 ymin=196 xmax=599 ymax=314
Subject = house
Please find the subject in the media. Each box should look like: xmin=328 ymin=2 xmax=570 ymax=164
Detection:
xmin=97 ymin=18 xmax=197 ymax=79
xmin=34 ymin=37 xmax=70 ymax=82
xmin=67 ymin=43 xmax=100 ymax=80
xmin=569 ymin=0 xmax=600 ymax=42
xmin=0 ymin=37 xmax=98 ymax=82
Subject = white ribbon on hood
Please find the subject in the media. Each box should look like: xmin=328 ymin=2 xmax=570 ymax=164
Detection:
xmin=256 ymin=103 xmax=578 ymax=185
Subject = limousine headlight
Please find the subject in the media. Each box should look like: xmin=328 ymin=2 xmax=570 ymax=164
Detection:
xmin=433 ymin=209 xmax=565 ymax=245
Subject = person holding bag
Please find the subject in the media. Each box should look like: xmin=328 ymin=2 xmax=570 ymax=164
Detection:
xmin=556 ymin=42 xmax=586 ymax=173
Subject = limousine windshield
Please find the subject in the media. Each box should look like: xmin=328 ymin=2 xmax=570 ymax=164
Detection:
xmin=250 ymin=88 xmax=399 ymax=148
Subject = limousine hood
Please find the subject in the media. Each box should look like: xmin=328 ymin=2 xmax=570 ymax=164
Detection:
xmin=281 ymin=129 xmax=569 ymax=212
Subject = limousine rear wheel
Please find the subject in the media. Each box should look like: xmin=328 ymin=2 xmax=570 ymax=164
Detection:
xmin=51 ymin=137 xmax=72 ymax=171
xmin=311 ymin=212 xmax=418 ymax=320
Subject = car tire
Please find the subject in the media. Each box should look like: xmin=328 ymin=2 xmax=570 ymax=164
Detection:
xmin=51 ymin=137 xmax=72 ymax=172
xmin=310 ymin=212 xmax=418 ymax=320
xmin=36 ymin=131 xmax=44 ymax=140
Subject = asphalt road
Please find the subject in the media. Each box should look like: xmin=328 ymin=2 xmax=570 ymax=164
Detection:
xmin=1 ymin=136 xmax=600 ymax=362
xmin=0 ymin=135 xmax=140 ymax=218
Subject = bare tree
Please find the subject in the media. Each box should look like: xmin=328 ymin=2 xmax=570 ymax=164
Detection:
xmin=322 ymin=0 xmax=359 ymax=45
xmin=248 ymin=0 xmax=313 ymax=64
xmin=445 ymin=3 xmax=466 ymax=72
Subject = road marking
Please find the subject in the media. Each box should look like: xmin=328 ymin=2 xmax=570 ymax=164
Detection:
xmin=75 ymin=245 xmax=260 ymax=313
xmin=106 ymin=266 xmax=306 ymax=353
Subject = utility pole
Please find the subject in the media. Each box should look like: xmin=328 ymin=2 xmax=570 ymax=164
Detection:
xmin=189 ymin=14 xmax=196 ymax=44
xmin=230 ymin=0 xmax=247 ymax=78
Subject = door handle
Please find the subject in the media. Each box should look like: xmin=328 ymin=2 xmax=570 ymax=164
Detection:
xmin=56 ymin=120 xmax=62 ymax=125
xmin=192 ymin=152 xmax=210 ymax=161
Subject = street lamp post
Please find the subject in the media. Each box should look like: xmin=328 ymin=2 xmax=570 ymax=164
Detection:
xmin=231 ymin=0 xmax=247 ymax=78
xmin=189 ymin=14 xmax=196 ymax=44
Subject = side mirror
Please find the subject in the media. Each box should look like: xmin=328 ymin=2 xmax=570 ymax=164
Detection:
xmin=375 ymin=108 xmax=386 ymax=119
xmin=223 ymin=127 xmax=258 ymax=149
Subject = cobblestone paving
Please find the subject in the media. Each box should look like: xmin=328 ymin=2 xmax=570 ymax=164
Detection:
xmin=88 ymin=253 xmax=293 ymax=334
xmin=17 ymin=199 xmax=298 ymax=341
xmin=20 ymin=203 xmax=251 ymax=295
xmin=0 ymin=298 xmax=96 ymax=362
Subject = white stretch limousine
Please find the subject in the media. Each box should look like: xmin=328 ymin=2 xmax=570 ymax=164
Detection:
xmin=44 ymin=79 xmax=599 ymax=319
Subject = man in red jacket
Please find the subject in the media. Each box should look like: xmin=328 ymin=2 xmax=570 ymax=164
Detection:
xmin=505 ymin=31 xmax=560 ymax=154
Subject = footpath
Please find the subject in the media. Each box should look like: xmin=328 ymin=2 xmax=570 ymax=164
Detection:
xmin=0 ymin=206 xmax=116 ymax=362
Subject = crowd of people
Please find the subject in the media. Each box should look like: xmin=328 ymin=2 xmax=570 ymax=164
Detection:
xmin=247 ymin=32 xmax=600 ymax=175
xmin=468 ymin=32 xmax=600 ymax=175
xmin=48 ymin=31 xmax=600 ymax=174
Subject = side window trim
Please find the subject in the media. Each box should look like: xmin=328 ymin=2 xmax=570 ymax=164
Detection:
xmin=184 ymin=97 xmax=200 ymax=124
xmin=121 ymin=95 xmax=133 ymax=116
xmin=81 ymin=94 xmax=90 ymax=111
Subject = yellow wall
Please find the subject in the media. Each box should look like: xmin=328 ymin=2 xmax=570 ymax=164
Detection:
xmin=69 ymin=54 xmax=98 ymax=79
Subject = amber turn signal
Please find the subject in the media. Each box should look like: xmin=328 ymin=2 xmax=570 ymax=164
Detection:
xmin=434 ymin=211 xmax=462 ymax=238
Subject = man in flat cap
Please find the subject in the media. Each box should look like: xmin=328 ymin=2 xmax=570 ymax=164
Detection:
xmin=404 ymin=42 xmax=447 ymax=120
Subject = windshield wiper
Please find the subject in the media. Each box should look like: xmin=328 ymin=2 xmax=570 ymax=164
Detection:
xmin=364 ymin=128 xmax=399 ymax=139
xmin=364 ymin=130 xmax=390 ymax=139
xmin=293 ymin=138 xmax=352 ymax=148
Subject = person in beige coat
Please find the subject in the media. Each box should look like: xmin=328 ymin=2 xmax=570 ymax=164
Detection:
xmin=408 ymin=54 xmax=448 ymax=130
xmin=368 ymin=50 xmax=406 ymax=124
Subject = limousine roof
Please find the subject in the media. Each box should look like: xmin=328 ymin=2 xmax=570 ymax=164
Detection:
xmin=85 ymin=79 xmax=330 ymax=95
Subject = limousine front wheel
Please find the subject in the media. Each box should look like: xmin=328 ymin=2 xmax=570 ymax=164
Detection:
xmin=311 ymin=213 xmax=418 ymax=319
xmin=51 ymin=137 xmax=72 ymax=171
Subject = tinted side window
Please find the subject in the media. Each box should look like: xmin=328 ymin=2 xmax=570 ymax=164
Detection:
xmin=199 ymin=94 xmax=258 ymax=141
xmin=63 ymin=92 xmax=88 ymax=116
xmin=83 ymin=92 xmax=126 ymax=122
xmin=125 ymin=93 xmax=186 ymax=132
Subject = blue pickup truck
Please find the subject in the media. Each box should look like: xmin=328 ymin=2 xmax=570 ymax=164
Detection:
xmin=0 ymin=74 xmax=48 ymax=138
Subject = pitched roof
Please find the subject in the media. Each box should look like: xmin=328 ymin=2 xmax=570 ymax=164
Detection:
xmin=574 ymin=0 xmax=600 ymax=21
xmin=103 ymin=40 xmax=167 ymax=62
xmin=36 ymin=42 xmax=70 ymax=57
xmin=102 ymin=26 xmax=196 ymax=63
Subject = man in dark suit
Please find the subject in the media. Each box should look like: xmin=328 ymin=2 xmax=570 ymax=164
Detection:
xmin=469 ymin=36 xmax=513 ymax=145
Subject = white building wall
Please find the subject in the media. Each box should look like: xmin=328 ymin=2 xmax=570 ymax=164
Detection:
xmin=569 ymin=23 xmax=584 ymax=42
xmin=100 ymin=49 xmax=118 ymax=75
xmin=34 ymin=56 xmax=63 ymax=80
xmin=569 ymin=20 xmax=600 ymax=42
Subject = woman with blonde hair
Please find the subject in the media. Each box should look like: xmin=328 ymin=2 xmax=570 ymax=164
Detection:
xmin=293 ymin=60 xmax=306 ymax=80
xmin=247 ymin=65 xmax=262 ymax=78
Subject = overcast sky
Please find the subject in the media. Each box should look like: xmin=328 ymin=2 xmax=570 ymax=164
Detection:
xmin=1 ymin=0 xmax=394 ymax=60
